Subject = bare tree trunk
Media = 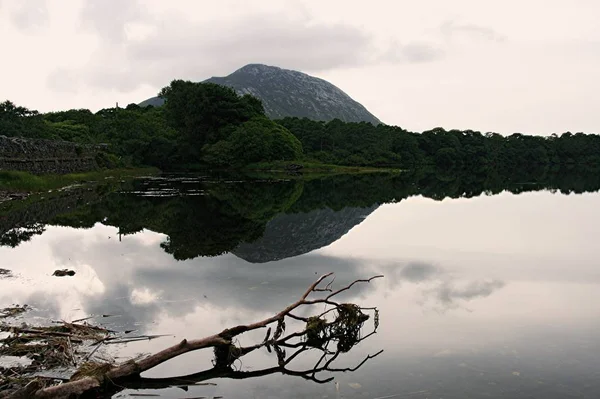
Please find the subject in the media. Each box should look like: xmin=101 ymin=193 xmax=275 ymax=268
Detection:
xmin=7 ymin=273 xmax=383 ymax=399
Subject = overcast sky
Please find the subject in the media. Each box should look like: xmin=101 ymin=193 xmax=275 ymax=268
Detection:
xmin=1 ymin=0 xmax=599 ymax=134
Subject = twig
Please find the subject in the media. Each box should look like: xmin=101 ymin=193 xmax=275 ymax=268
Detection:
xmin=325 ymin=275 xmax=384 ymax=300
xmin=67 ymin=337 xmax=76 ymax=366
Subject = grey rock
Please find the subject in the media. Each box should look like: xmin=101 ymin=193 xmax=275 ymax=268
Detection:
xmin=139 ymin=64 xmax=381 ymax=124
xmin=0 ymin=136 xmax=98 ymax=174
xmin=52 ymin=269 xmax=75 ymax=277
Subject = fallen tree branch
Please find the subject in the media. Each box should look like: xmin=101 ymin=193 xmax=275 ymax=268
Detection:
xmin=5 ymin=272 xmax=383 ymax=399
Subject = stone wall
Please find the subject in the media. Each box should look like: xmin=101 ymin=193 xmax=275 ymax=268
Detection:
xmin=0 ymin=135 xmax=99 ymax=174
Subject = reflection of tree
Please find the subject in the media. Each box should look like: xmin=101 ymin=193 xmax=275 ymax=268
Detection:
xmin=126 ymin=334 xmax=381 ymax=392
xmin=123 ymin=303 xmax=381 ymax=393
xmin=156 ymin=196 xmax=267 ymax=259
xmin=209 ymin=177 xmax=303 ymax=221
xmin=0 ymin=223 xmax=45 ymax=248
xmin=50 ymin=178 xmax=305 ymax=260
xmin=4 ymin=166 xmax=600 ymax=255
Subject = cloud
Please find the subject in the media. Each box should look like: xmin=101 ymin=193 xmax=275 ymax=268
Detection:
xmin=79 ymin=0 xmax=147 ymax=44
xmin=46 ymin=68 xmax=79 ymax=93
xmin=48 ymin=2 xmax=452 ymax=94
xmin=441 ymin=20 xmax=507 ymax=42
xmin=4 ymin=0 xmax=48 ymax=32
xmin=381 ymin=41 xmax=445 ymax=64
xmin=48 ymin=6 xmax=377 ymax=93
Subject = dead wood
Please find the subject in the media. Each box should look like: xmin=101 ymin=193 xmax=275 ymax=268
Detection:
xmin=3 ymin=272 xmax=383 ymax=399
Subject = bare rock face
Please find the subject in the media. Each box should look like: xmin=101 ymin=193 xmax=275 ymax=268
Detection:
xmin=140 ymin=64 xmax=381 ymax=125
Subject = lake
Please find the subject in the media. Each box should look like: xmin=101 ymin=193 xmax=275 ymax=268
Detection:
xmin=1 ymin=170 xmax=600 ymax=398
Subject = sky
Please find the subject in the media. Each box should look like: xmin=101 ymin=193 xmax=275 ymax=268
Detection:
xmin=1 ymin=0 xmax=599 ymax=134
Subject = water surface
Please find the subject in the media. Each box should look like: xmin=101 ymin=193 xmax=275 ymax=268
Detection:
xmin=1 ymin=171 xmax=600 ymax=398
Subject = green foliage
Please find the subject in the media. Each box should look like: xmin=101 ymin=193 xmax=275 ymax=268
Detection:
xmin=278 ymin=117 xmax=600 ymax=170
xmin=435 ymin=147 xmax=459 ymax=169
xmin=4 ymin=88 xmax=600 ymax=174
xmin=95 ymin=151 xmax=123 ymax=169
xmin=159 ymin=80 xmax=265 ymax=152
xmin=91 ymin=106 xmax=180 ymax=169
xmin=203 ymin=117 xmax=303 ymax=167
xmin=0 ymin=100 xmax=48 ymax=138
xmin=45 ymin=120 xmax=92 ymax=142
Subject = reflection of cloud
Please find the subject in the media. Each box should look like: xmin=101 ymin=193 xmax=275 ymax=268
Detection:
xmin=12 ymin=220 xmax=503 ymax=334
xmin=381 ymin=261 xmax=440 ymax=288
xmin=426 ymin=279 xmax=505 ymax=311
xmin=84 ymin=284 xmax=159 ymax=332
xmin=437 ymin=280 xmax=505 ymax=302
xmin=48 ymin=226 xmax=376 ymax=332
xmin=379 ymin=261 xmax=505 ymax=311
xmin=399 ymin=262 xmax=439 ymax=283
xmin=11 ymin=292 xmax=62 ymax=323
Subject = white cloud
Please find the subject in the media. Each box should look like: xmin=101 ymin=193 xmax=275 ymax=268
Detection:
xmin=1 ymin=0 xmax=600 ymax=134
xmin=440 ymin=20 xmax=507 ymax=43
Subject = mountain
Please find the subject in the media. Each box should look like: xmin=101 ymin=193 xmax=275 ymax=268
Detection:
xmin=139 ymin=64 xmax=381 ymax=124
xmin=232 ymin=205 xmax=379 ymax=263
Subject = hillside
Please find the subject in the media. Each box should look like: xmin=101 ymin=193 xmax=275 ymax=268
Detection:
xmin=139 ymin=64 xmax=381 ymax=124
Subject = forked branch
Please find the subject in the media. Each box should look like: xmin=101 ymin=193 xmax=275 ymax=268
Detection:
xmin=6 ymin=272 xmax=383 ymax=399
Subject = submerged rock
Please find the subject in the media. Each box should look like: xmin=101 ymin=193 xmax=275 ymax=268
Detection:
xmin=52 ymin=269 xmax=75 ymax=277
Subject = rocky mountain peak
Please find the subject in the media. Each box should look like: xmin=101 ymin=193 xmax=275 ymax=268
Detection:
xmin=139 ymin=64 xmax=381 ymax=124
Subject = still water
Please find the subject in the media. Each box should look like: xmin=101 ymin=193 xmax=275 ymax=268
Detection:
xmin=1 ymin=172 xmax=600 ymax=398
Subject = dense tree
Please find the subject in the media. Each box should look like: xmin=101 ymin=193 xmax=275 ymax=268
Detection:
xmin=158 ymin=81 xmax=266 ymax=155
xmin=278 ymin=117 xmax=600 ymax=170
xmin=0 ymin=100 xmax=48 ymax=138
xmin=202 ymin=117 xmax=303 ymax=166
xmin=3 ymin=90 xmax=600 ymax=173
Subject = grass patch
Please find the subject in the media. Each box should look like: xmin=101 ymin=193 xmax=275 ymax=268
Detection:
xmin=0 ymin=168 xmax=159 ymax=193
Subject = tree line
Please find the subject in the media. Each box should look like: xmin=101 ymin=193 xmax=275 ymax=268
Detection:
xmin=0 ymin=81 xmax=302 ymax=170
xmin=278 ymin=118 xmax=600 ymax=171
xmin=2 ymin=81 xmax=600 ymax=171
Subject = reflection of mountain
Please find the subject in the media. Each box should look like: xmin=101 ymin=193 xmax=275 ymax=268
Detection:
xmin=4 ymin=167 xmax=600 ymax=258
xmin=233 ymin=205 xmax=378 ymax=263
